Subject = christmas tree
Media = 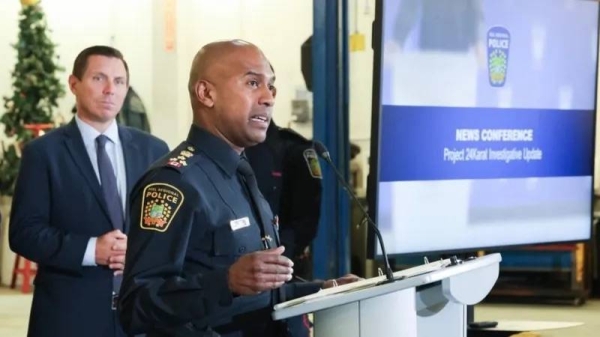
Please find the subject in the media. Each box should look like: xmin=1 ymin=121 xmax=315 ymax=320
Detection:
xmin=0 ymin=0 xmax=65 ymax=196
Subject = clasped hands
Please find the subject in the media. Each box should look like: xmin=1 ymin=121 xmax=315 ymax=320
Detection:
xmin=96 ymin=229 xmax=127 ymax=275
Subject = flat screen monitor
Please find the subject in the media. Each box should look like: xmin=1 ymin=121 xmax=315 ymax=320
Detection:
xmin=368 ymin=0 xmax=599 ymax=257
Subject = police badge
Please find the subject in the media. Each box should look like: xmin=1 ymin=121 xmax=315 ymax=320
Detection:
xmin=303 ymin=149 xmax=322 ymax=179
xmin=140 ymin=183 xmax=184 ymax=232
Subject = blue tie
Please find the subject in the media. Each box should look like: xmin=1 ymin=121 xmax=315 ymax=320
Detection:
xmin=96 ymin=135 xmax=123 ymax=231
xmin=96 ymin=135 xmax=124 ymax=307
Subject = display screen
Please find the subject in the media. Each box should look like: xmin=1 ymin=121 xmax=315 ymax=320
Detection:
xmin=369 ymin=0 xmax=598 ymax=256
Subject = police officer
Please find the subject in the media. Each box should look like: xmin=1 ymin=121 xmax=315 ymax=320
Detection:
xmin=246 ymin=121 xmax=322 ymax=278
xmin=246 ymin=121 xmax=322 ymax=337
xmin=118 ymin=40 xmax=359 ymax=337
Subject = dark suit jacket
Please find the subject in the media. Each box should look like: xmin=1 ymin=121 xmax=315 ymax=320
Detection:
xmin=9 ymin=119 xmax=169 ymax=337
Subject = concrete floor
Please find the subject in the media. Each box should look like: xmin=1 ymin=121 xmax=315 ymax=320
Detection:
xmin=0 ymin=287 xmax=30 ymax=337
xmin=476 ymin=301 xmax=600 ymax=337
xmin=0 ymin=287 xmax=597 ymax=336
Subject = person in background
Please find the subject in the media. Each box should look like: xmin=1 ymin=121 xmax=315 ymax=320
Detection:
xmin=246 ymin=120 xmax=322 ymax=278
xmin=245 ymin=120 xmax=323 ymax=337
xmin=9 ymin=45 xmax=169 ymax=337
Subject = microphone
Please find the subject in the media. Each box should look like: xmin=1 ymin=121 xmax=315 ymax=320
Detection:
xmin=313 ymin=141 xmax=396 ymax=283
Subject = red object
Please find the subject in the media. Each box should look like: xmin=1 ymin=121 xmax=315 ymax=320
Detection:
xmin=10 ymin=123 xmax=49 ymax=293
xmin=24 ymin=123 xmax=54 ymax=137
xmin=11 ymin=255 xmax=37 ymax=293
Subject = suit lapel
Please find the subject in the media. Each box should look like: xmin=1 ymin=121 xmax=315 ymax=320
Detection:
xmin=63 ymin=119 xmax=113 ymax=224
xmin=119 ymin=126 xmax=142 ymax=230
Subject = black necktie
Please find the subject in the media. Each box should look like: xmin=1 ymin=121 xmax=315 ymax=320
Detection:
xmin=96 ymin=135 xmax=124 ymax=231
xmin=237 ymin=156 xmax=275 ymax=246
xmin=237 ymin=156 xmax=286 ymax=302
xmin=96 ymin=135 xmax=124 ymax=298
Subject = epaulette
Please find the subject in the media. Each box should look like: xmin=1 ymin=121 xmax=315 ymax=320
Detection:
xmin=278 ymin=127 xmax=312 ymax=145
xmin=157 ymin=142 xmax=200 ymax=173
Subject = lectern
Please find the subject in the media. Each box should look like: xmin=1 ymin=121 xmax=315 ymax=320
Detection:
xmin=273 ymin=253 xmax=501 ymax=337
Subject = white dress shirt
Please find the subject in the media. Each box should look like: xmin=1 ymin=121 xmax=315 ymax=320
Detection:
xmin=75 ymin=115 xmax=127 ymax=266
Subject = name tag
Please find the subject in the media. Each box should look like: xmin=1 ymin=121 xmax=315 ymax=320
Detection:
xmin=230 ymin=217 xmax=250 ymax=231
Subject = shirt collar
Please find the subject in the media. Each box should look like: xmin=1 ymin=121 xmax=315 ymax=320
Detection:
xmin=186 ymin=125 xmax=241 ymax=177
xmin=75 ymin=114 xmax=120 ymax=147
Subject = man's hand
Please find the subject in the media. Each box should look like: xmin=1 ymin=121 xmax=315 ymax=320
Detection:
xmin=323 ymin=274 xmax=362 ymax=289
xmin=228 ymin=246 xmax=294 ymax=295
xmin=109 ymin=254 xmax=126 ymax=276
xmin=96 ymin=229 xmax=127 ymax=274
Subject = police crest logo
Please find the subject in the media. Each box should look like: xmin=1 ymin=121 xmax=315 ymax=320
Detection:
xmin=487 ymin=26 xmax=511 ymax=87
xmin=303 ymin=149 xmax=322 ymax=179
xmin=140 ymin=183 xmax=184 ymax=232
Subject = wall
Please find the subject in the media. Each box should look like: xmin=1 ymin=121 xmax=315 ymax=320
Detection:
xmin=174 ymin=0 xmax=314 ymax=143
xmin=348 ymin=0 xmax=376 ymax=194
xmin=0 ymin=0 xmax=313 ymax=146
xmin=0 ymin=0 xmax=154 ymax=132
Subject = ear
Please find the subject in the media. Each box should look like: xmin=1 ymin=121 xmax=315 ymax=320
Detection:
xmin=68 ymin=75 xmax=79 ymax=95
xmin=195 ymin=80 xmax=215 ymax=108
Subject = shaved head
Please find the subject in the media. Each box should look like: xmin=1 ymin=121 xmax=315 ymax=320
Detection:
xmin=187 ymin=40 xmax=276 ymax=152
xmin=188 ymin=40 xmax=256 ymax=104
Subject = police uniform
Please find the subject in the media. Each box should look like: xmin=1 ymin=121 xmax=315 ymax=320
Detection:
xmin=118 ymin=125 xmax=321 ymax=337
xmin=246 ymin=122 xmax=322 ymax=278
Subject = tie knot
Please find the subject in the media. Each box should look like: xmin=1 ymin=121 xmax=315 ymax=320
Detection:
xmin=96 ymin=135 xmax=109 ymax=149
xmin=237 ymin=156 xmax=254 ymax=178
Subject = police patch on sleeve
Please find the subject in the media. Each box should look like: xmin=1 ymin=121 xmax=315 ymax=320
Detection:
xmin=303 ymin=149 xmax=322 ymax=179
xmin=140 ymin=183 xmax=184 ymax=232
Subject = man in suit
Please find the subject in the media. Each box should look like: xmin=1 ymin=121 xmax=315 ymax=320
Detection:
xmin=9 ymin=45 xmax=169 ymax=337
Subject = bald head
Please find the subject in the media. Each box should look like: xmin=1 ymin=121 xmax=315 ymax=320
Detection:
xmin=185 ymin=39 xmax=276 ymax=152
xmin=188 ymin=40 xmax=267 ymax=109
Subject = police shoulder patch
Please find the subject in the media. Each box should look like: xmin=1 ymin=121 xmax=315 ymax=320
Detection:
xmin=140 ymin=183 xmax=184 ymax=232
xmin=303 ymin=149 xmax=322 ymax=179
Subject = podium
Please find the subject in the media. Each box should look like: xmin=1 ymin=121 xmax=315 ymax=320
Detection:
xmin=273 ymin=253 xmax=501 ymax=337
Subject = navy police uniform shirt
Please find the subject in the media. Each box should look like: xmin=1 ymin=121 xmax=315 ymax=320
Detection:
xmin=119 ymin=125 xmax=320 ymax=337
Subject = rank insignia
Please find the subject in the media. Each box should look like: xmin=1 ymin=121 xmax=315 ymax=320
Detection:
xmin=167 ymin=159 xmax=186 ymax=167
xmin=140 ymin=183 xmax=184 ymax=232
xmin=180 ymin=150 xmax=193 ymax=158
xmin=303 ymin=149 xmax=322 ymax=179
xmin=167 ymin=147 xmax=196 ymax=167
